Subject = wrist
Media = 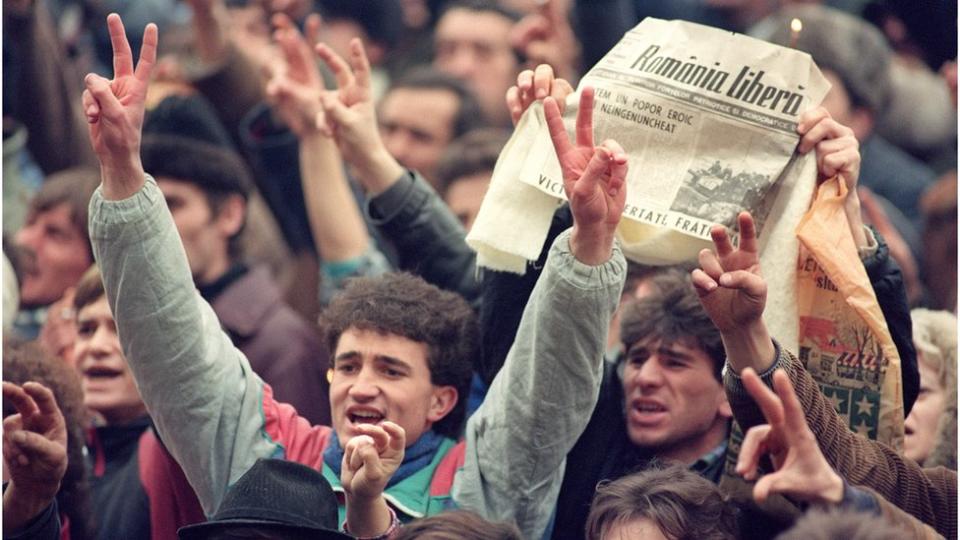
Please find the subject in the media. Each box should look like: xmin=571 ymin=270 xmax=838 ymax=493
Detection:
xmin=3 ymin=484 xmax=54 ymax=532
xmin=843 ymin=198 xmax=867 ymax=249
xmin=99 ymin=157 xmax=146 ymax=200
xmin=569 ymin=225 xmax=614 ymax=266
xmin=352 ymin=147 xmax=405 ymax=196
xmin=720 ymin=320 xmax=775 ymax=373
xmin=344 ymin=492 xmax=392 ymax=538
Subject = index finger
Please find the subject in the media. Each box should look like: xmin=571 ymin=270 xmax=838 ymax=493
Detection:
xmin=772 ymin=370 xmax=807 ymax=433
xmin=315 ymin=43 xmax=355 ymax=90
xmin=736 ymin=212 xmax=758 ymax=254
xmin=134 ymin=22 xmax=159 ymax=83
xmin=348 ymin=38 xmax=371 ymax=94
xmin=21 ymin=382 xmax=60 ymax=419
xmin=2 ymin=382 xmax=38 ymax=419
xmin=107 ymin=13 xmax=134 ymax=77
xmin=544 ymin=97 xmax=573 ymax=158
xmin=741 ymin=368 xmax=785 ymax=428
xmin=380 ymin=421 xmax=406 ymax=452
xmin=575 ymin=87 xmax=595 ymax=148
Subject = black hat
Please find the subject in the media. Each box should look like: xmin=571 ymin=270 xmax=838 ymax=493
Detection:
xmin=178 ymin=459 xmax=352 ymax=539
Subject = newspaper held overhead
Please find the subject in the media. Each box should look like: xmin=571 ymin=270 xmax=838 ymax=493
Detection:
xmin=467 ymin=17 xmax=830 ymax=269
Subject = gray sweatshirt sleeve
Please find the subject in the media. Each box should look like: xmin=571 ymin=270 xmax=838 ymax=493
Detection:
xmin=453 ymin=228 xmax=626 ymax=539
xmin=89 ymin=175 xmax=283 ymax=516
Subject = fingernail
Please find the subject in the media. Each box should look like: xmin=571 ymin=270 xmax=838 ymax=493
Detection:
xmin=536 ymin=88 xmax=547 ymax=98
xmin=12 ymin=431 xmax=26 ymax=443
xmin=609 ymin=187 xmax=619 ymax=197
xmin=719 ymin=274 xmax=731 ymax=286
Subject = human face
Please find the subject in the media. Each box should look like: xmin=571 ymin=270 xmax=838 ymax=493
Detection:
xmin=379 ymin=88 xmax=460 ymax=184
xmin=904 ymin=354 xmax=947 ymax=464
xmin=604 ymin=518 xmax=671 ymax=540
xmin=621 ymin=338 xmax=731 ymax=464
xmin=443 ymin=171 xmax=491 ymax=232
xmin=157 ymin=178 xmax=233 ymax=285
xmin=74 ymin=296 xmax=147 ymax=425
xmin=434 ymin=8 xmax=518 ymax=125
xmin=14 ymin=204 xmax=92 ymax=307
xmin=330 ymin=327 xmax=457 ymax=448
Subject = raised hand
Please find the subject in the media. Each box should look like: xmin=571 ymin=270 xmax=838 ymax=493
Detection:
xmin=796 ymin=106 xmax=867 ymax=248
xmin=82 ymin=14 xmax=158 ymax=200
xmin=340 ymin=421 xmax=405 ymax=500
xmin=796 ymin=106 xmax=860 ymax=191
xmin=505 ymin=64 xmax=575 ymax=126
xmin=691 ymin=212 xmax=766 ymax=333
xmin=314 ymin=38 xmax=403 ymax=189
xmin=737 ymin=369 xmax=844 ymax=505
xmin=265 ymin=13 xmax=324 ymax=136
xmin=2 ymin=382 xmax=68 ymax=530
xmin=545 ymin=87 xmax=627 ymax=265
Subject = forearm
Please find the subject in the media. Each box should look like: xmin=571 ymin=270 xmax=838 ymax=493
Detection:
xmin=349 ymin=147 xmax=405 ymax=197
xmin=367 ymin=172 xmax=480 ymax=304
xmin=90 ymin=175 xmax=278 ymax=514
xmin=725 ymin=345 xmax=956 ymax=536
xmin=300 ymin=133 xmax=369 ymax=262
xmin=457 ymin=228 xmax=626 ymax=538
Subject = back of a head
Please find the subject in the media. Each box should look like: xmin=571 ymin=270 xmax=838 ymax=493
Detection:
xmin=393 ymin=510 xmax=522 ymax=540
xmin=776 ymin=508 xmax=912 ymax=540
xmin=751 ymin=4 xmax=893 ymax=112
xmin=584 ymin=463 xmax=738 ymax=540
xmin=319 ymin=272 xmax=478 ymax=438
xmin=388 ymin=67 xmax=487 ymax=138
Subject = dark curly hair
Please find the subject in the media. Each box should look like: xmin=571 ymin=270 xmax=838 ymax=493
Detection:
xmin=585 ymin=463 xmax=739 ymax=540
xmin=3 ymin=337 xmax=92 ymax=540
xmin=319 ymin=272 xmax=478 ymax=438
xmin=619 ymin=268 xmax=725 ymax=380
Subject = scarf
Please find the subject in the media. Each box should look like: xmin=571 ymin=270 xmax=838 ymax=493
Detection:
xmin=323 ymin=429 xmax=446 ymax=489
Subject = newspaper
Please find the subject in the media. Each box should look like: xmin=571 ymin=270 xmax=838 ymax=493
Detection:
xmin=467 ymin=16 xmax=832 ymax=354
xmin=511 ymin=18 xmax=828 ymax=263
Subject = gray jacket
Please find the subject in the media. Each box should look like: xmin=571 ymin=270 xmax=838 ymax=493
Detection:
xmin=90 ymin=175 xmax=625 ymax=538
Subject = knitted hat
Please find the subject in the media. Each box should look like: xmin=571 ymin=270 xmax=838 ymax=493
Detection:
xmin=751 ymin=4 xmax=893 ymax=111
xmin=177 ymin=459 xmax=352 ymax=539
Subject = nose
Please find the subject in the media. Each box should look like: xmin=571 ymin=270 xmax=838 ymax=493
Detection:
xmin=439 ymin=48 xmax=476 ymax=80
xmin=13 ymin=223 xmax=40 ymax=250
xmin=634 ymin=356 xmax=665 ymax=390
xmin=347 ymin=367 xmax=381 ymax=401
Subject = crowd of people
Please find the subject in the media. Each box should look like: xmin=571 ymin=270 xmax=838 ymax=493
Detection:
xmin=1 ymin=0 xmax=957 ymax=539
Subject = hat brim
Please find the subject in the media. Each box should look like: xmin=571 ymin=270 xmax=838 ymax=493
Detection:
xmin=178 ymin=519 xmax=354 ymax=540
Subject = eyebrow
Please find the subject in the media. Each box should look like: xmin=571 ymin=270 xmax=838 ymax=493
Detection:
xmin=333 ymin=352 xmax=413 ymax=371
xmin=627 ymin=345 xmax=693 ymax=360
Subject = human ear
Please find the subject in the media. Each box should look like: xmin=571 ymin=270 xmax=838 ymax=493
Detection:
xmin=427 ymin=385 xmax=458 ymax=423
xmin=215 ymin=195 xmax=246 ymax=238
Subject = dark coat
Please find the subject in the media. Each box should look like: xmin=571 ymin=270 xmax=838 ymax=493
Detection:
xmin=211 ymin=266 xmax=331 ymax=426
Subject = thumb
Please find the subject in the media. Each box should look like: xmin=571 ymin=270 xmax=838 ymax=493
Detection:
xmin=753 ymin=471 xmax=792 ymax=504
xmin=320 ymin=93 xmax=352 ymax=126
